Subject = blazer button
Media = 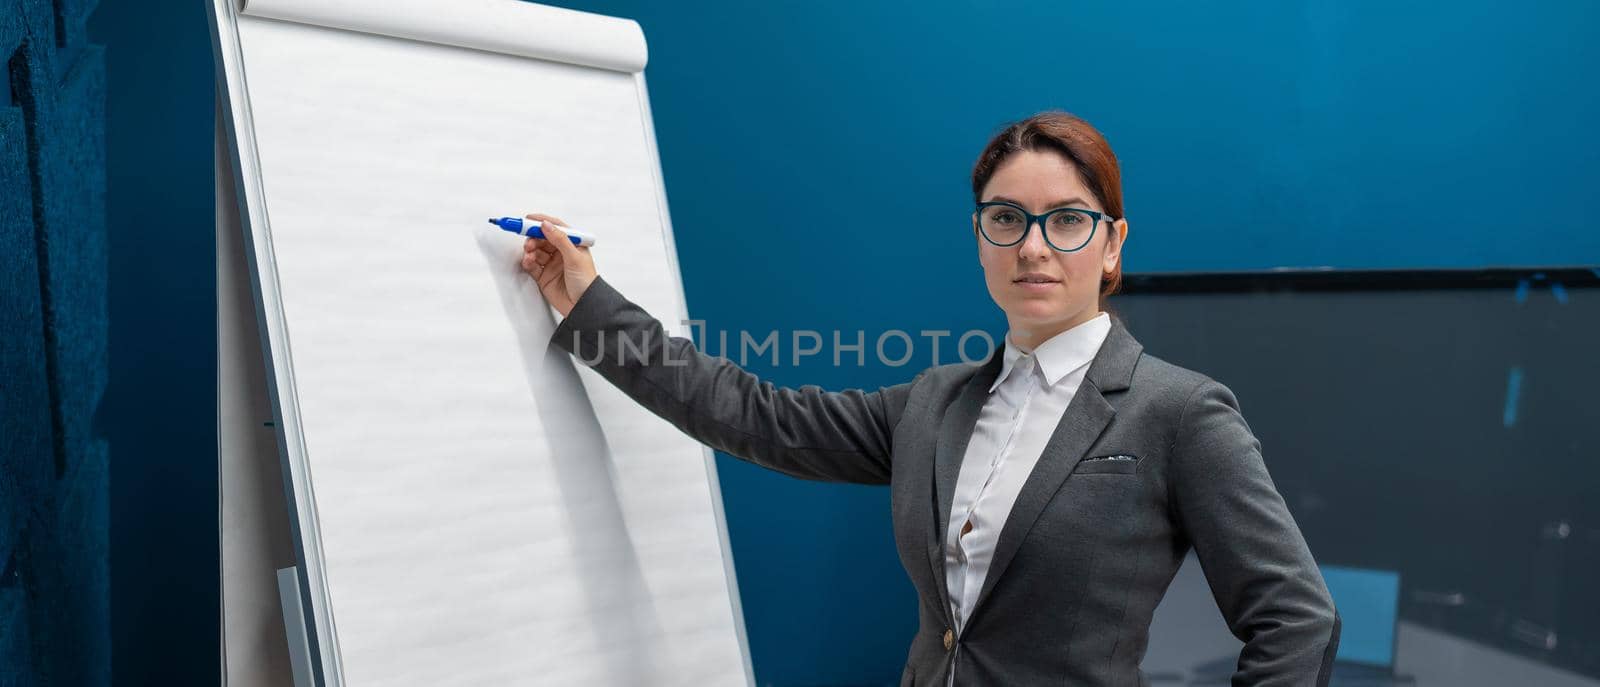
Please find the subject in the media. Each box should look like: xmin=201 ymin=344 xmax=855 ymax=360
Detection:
xmin=943 ymin=629 xmax=954 ymax=651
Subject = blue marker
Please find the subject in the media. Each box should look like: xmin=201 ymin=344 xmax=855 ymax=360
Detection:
xmin=487 ymin=216 xmax=598 ymax=247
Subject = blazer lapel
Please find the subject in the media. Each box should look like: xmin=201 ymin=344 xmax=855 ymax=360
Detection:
xmin=966 ymin=318 xmax=1144 ymax=626
xmin=926 ymin=349 xmax=1005 ymax=625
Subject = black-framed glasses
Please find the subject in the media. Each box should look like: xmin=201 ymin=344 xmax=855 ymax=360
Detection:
xmin=974 ymin=201 xmax=1115 ymax=253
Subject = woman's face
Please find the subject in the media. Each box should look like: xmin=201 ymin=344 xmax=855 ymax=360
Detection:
xmin=975 ymin=149 xmax=1126 ymax=348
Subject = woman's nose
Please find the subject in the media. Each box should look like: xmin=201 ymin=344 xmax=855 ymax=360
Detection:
xmin=1018 ymin=220 xmax=1053 ymax=259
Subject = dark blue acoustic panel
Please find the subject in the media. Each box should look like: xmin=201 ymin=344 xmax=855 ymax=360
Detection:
xmin=0 ymin=0 xmax=107 ymax=685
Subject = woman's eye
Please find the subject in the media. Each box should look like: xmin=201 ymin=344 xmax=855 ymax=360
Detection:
xmin=994 ymin=212 xmax=1022 ymax=224
xmin=1052 ymin=212 xmax=1085 ymax=226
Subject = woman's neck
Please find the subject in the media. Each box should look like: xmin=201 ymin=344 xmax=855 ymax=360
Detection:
xmin=1007 ymin=310 xmax=1103 ymax=351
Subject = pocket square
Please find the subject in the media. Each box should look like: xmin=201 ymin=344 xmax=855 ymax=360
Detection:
xmin=1084 ymin=453 xmax=1139 ymax=462
xmin=1075 ymin=453 xmax=1141 ymax=475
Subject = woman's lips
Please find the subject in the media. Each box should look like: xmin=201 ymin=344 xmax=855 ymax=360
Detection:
xmin=1013 ymin=274 xmax=1061 ymax=293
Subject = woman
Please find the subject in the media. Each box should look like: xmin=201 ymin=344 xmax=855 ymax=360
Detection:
xmin=520 ymin=112 xmax=1340 ymax=686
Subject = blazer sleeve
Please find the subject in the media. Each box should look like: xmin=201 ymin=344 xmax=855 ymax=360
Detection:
xmin=548 ymin=275 xmax=919 ymax=484
xmin=1170 ymin=379 xmax=1342 ymax=687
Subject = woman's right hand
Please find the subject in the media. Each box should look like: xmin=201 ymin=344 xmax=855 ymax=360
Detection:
xmin=520 ymin=213 xmax=597 ymax=317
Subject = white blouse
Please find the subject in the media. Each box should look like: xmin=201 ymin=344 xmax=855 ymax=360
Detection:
xmin=943 ymin=311 xmax=1112 ymax=635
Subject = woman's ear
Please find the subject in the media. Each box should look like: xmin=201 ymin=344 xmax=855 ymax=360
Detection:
xmin=1103 ymin=219 xmax=1128 ymax=274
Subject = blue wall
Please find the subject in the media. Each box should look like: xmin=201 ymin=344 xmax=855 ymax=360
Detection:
xmin=79 ymin=1 xmax=1600 ymax=685
xmin=85 ymin=1 xmax=215 ymax=685
xmin=1 ymin=0 xmax=108 ymax=684
xmin=547 ymin=0 xmax=1600 ymax=275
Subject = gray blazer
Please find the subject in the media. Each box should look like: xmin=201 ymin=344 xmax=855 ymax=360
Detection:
xmin=551 ymin=276 xmax=1340 ymax=686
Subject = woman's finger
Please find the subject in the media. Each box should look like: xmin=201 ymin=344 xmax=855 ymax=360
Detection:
xmin=525 ymin=213 xmax=572 ymax=251
xmin=524 ymin=214 xmax=571 ymax=254
xmin=524 ymin=212 xmax=569 ymax=227
xmin=540 ymin=222 xmax=584 ymax=260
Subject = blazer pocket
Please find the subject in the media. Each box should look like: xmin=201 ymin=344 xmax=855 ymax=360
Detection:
xmin=1074 ymin=453 xmax=1140 ymax=475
